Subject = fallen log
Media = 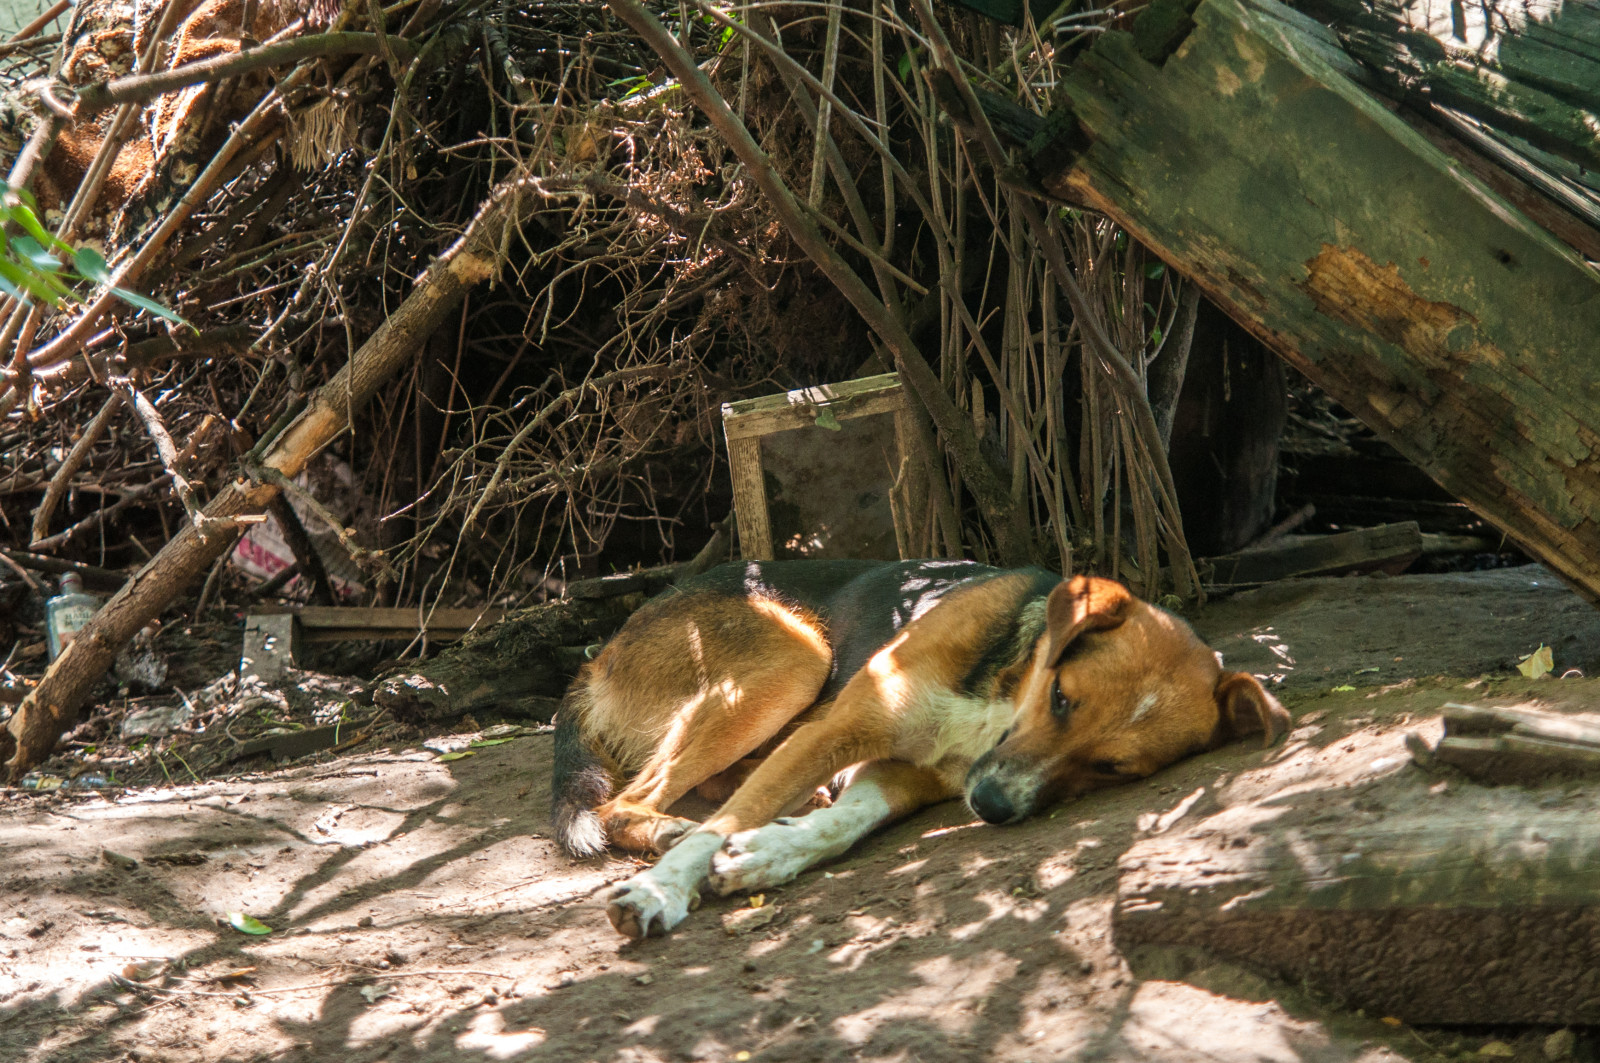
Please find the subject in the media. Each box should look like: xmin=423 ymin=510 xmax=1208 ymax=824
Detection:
xmin=2 ymin=172 xmax=546 ymax=780
xmin=1029 ymin=0 xmax=1600 ymax=604
xmin=1115 ymin=756 xmax=1600 ymax=1023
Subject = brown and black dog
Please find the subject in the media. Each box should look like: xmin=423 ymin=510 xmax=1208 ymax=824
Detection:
xmin=552 ymin=560 xmax=1288 ymax=938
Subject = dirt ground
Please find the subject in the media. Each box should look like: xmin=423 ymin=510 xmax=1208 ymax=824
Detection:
xmin=3 ymin=565 xmax=1599 ymax=1063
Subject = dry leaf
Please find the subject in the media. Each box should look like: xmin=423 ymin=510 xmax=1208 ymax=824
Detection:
xmin=1517 ymin=644 xmax=1554 ymax=679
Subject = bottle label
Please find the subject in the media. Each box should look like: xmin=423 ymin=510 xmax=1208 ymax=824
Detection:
xmin=51 ymin=603 xmax=96 ymax=654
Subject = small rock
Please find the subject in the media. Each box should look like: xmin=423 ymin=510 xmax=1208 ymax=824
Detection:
xmin=101 ymin=849 xmax=138 ymax=871
xmin=1479 ymin=1041 xmax=1515 ymax=1058
xmin=634 ymin=973 xmax=654 ymax=986
xmin=357 ymin=916 xmax=374 ymax=928
xmin=1544 ymin=1029 xmax=1576 ymax=1061
xmin=722 ymin=905 xmax=779 ymax=935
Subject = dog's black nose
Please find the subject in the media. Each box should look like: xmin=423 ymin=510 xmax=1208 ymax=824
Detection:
xmin=969 ymin=778 xmax=1015 ymax=824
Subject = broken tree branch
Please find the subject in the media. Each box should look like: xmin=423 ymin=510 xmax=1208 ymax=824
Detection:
xmin=112 ymin=375 xmax=224 ymax=537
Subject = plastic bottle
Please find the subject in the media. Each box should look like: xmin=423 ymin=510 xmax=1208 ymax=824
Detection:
xmin=45 ymin=572 xmax=98 ymax=660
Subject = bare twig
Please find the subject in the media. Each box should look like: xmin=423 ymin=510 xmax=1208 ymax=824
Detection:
xmin=29 ymin=390 xmax=125 ymax=547
xmin=112 ymin=375 xmax=233 ymax=537
xmin=6 ymin=0 xmax=70 ymax=43
xmin=28 ymin=475 xmax=173 ymax=553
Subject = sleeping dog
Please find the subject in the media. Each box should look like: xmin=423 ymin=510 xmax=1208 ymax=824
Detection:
xmin=551 ymin=560 xmax=1288 ymax=938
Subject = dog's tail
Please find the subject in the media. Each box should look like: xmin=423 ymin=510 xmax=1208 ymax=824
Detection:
xmin=551 ymin=678 xmax=613 ymax=857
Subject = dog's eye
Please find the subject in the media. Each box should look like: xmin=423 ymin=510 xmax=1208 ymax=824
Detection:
xmin=1051 ymin=684 xmax=1076 ymax=721
xmin=1090 ymin=759 xmax=1133 ymax=778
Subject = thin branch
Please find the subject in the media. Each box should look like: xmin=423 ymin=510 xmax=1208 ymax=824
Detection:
xmin=28 ymin=475 xmax=174 ymax=553
xmin=73 ymin=32 xmax=416 ymax=113
xmin=112 ymin=375 xmax=230 ymax=537
xmin=29 ymin=391 xmax=125 ymax=547
xmin=6 ymin=0 xmax=69 ymax=43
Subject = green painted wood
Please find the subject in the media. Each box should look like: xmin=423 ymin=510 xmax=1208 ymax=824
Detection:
xmin=1034 ymin=0 xmax=1600 ymax=602
xmin=1293 ymin=0 xmax=1600 ymax=173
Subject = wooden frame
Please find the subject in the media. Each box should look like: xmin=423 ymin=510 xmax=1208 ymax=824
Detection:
xmin=722 ymin=373 xmax=915 ymax=561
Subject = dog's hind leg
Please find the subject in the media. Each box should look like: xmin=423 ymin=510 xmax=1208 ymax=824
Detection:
xmin=594 ymin=597 xmax=832 ymax=855
xmin=708 ymin=761 xmax=955 ymax=895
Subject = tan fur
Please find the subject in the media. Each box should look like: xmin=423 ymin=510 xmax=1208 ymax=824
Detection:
xmin=570 ymin=591 xmax=832 ymax=853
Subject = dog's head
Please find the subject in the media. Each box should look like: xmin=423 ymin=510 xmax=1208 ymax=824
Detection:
xmin=965 ymin=575 xmax=1288 ymax=824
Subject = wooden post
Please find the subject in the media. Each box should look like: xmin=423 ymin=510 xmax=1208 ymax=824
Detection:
xmin=1028 ymin=0 xmax=1600 ymax=603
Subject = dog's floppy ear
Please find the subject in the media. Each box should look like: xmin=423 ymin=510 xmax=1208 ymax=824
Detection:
xmin=1044 ymin=576 xmax=1134 ymax=668
xmin=1213 ymin=670 xmax=1291 ymax=748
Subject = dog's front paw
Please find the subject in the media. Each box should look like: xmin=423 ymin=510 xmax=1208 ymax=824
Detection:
xmin=708 ymin=822 xmax=814 ymax=895
xmin=605 ymin=871 xmax=695 ymax=939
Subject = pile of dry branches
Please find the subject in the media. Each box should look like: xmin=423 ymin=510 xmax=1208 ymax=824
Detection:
xmin=0 ymin=0 xmax=1205 ymax=776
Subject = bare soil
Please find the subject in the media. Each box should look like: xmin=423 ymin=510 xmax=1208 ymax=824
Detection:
xmin=3 ymin=565 xmax=1597 ymax=1063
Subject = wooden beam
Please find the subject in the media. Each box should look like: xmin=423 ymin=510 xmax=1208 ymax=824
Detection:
xmin=247 ymin=606 xmax=506 ymax=642
xmin=1032 ymin=0 xmax=1600 ymax=603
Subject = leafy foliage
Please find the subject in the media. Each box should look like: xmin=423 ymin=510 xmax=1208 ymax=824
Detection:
xmin=0 ymin=192 xmax=188 ymax=326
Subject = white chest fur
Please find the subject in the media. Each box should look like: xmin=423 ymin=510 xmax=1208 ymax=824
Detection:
xmin=891 ymin=686 xmax=1014 ymax=787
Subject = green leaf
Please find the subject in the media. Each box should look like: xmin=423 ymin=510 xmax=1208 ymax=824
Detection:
xmin=436 ymin=750 xmax=475 ymax=762
xmin=1150 ymin=325 xmax=1162 ymax=345
xmin=110 ymin=285 xmax=191 ymax=327
xmin=72 ymin=246 xmax=111 ymax=284
xmin=1143 ymin=262 xmax=1165 ymax=280
xmin=227 ymin=912 xmax=274 ymax=935
xmin=12 ymin=236 xmax=61 ymax=273
xmin=897 ymin=51 xmax=914 ymax=83
xmin=814 ymin=408 xmax=842 ymax=431
xmin=0 ymin=257 xmax=62 ymax=305
xmin=468 ymin=738 xmax=515 ymax=748
xmin=9 ymin=201 xmax=73 ymax=256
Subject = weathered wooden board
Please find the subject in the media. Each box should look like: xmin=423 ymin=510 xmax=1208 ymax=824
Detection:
xmin=248 ymin=606 xmax=507 ymax=642
xmin=1115 ymin=766 xmax=1600 ymax=1023
xmin=1203 ymin=520 xmax=1422 ymax=585
xmin=1033 ymin=0 xmax=1600 ymax=603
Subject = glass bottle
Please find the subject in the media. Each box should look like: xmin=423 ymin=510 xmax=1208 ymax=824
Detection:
xmin=46 ymin=572 xmax=98 ymax=660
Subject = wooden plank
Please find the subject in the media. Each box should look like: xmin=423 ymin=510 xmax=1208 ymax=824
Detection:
xmin=722 ymin=373 xmax=906 ymax=440
xmin=250 ymin=606 xmax=504 ymax=630
xmin=246 ymin=606 xmax=504 ymax=644
xmin=1033 ymin=0 xmax=1600 ymax=604
xmin=1116 ymin=768 xmax=1600 ymax=1023
xmin=1203 ymin=521 xmax=1422 ymax=586
xmin=725 ymin=435 xmax=773 ymax=561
